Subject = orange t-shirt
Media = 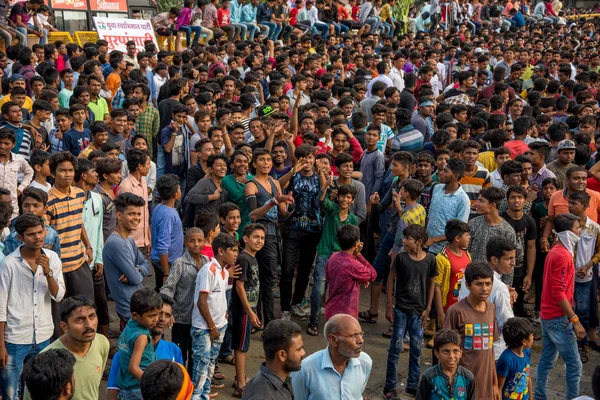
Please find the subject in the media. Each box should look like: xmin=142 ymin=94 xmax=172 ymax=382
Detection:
xmin=106 ymin=72 xmax=121 ymax=111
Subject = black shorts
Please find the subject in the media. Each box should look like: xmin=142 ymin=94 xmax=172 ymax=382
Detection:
xmin=231 ymin=311 xmax=253 ymax=352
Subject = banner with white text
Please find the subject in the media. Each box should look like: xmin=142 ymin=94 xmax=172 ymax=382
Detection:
xmin=93 ymin=17 xmax=159 ymax=53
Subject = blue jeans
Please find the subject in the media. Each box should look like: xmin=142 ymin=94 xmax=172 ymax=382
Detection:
xmin=179 ymin=25 xmax=202 ymax=45
xmin=575 ymin=280 xmax=592 ymax=344
xmin=220 ymin=289 xmax=233 ymax=359
xmin=312 ymin=22 xmax=329 ymax=39
xmin=157 ymin=146 xmax=165 ymax=178
xmin=191 ymin=325 xmax=226 ymax=400
xmin=0 ymin=339 xmax=50 ymax=400
xmin=241 ymin=22 xmax=258 ymax=39
xmin=372 ymin=229 xmax=396 ymax=284
xmin=231 ymin=23 xmax=247 ymax=40
xmin=365 ymin=17 xmax=381 ymax=33
xmin=117 ymin=389 xmax=143 ymax=400
xmin=329 ymin=21 xmax=349 ymax=35
xmin=261 ymin=22 xmax=280 ymax=39
xmin=381 ymin=22 xmax=393 ymax=36
xmin=384 ymin=308 xmax=423 ymax=392
xmin=309 ymin=255 xmax=329 ymax=324
xmin=535 ymin=316 xmax=582 ymax=400
xmin=17 ymin=24 xmax=47 ymax=45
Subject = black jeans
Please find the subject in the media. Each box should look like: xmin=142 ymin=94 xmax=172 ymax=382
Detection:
xmin=256 ymin=233 xmax=280 ymax=327
xmin=280 ymin=230 xmax=321 ymax=312
xmin=152 ymin=260 xmax=167 ymax=293
xmin=172 ymin=322 xmax=193 ymax=374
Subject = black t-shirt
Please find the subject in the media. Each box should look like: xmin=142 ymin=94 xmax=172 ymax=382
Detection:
xmin=392 ymin=251 xmax=437 ymax=314
xmin=231 ymin=251 xmax=260 ymax=315
xmin=500 ymin=212 xmax=537 ymax=277
xmin=158 ymin=98 xmax=181 ymax=132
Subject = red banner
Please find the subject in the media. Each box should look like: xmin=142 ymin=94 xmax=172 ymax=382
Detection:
xmin=89 ymin=0 xmax=127 ymax=12
xmin=50 ymin=0 xmax=87 ymax=10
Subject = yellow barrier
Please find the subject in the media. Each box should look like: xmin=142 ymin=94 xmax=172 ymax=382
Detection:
xmin=48 ymin=32 xmax=74 ymax=44
xmin=74 ymin=31 xmax=99 ymax=46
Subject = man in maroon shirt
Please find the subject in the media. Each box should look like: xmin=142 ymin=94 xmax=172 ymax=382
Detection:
xmin=535 ymin=213 xmax=585 ymax=399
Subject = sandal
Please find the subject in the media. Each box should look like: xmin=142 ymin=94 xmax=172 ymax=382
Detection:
xmin=213 ymin=366 xmax=225 ymax=380
xmin=211 ymin=382 xmax=225 ymax=389
xmin=219 ymin=354 xmax=235 ymax=365
xmin=307 ymin=323 xmax=319 ymax=336
xmin=232 ymin=376 xmax=249 ymax=388
xmin=588 ymin=340 xmax=600 ymax=352
xmin=232 ymin=385 xmax=245 ymax=398
xmin=382 ymin=327 xmax=393 ymax=338
xmin=579 ymin=345 xmax=589 ymax=363
xmin=358 ymin=311 xmax=378 ymax=324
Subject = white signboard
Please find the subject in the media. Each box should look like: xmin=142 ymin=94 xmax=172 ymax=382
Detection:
xmin=93 ymin=17 xmax=159 ymax=53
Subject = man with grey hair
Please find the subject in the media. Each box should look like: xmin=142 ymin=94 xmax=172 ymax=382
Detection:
xmin=291 ymin=314 xmax=372 ymax=399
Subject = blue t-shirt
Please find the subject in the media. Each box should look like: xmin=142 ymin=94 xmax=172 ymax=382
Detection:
xmin=150 ymin=204 xmax=184 ymax=264
xmin=63 ymin=127 xmax=91 ymax=156
xmin=107 ymin=340 xmax=183 ymax=389
xmin=496 ymin=348 xmax=531 ymax=400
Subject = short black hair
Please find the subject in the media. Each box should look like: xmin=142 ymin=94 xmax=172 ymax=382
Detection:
xmin=0 ymin=201 xmax=12 ymax=229
xmin=569 ymin=190 xmax=591 ymax=207
xmin=219 ymin=202 xmax=240 ymax=219
xmin=207 ymin=153 xmax=228 ymax=169
xmin=29 ymin=149 xmax=50 ymax=170
xmin=0 ymin=127 xmax=16 ymax=143
xmin=243 ymin=223 xmax=266 ymax=238
xmin=263 ymin=319 xmax=302 ymax=361
xmin=337 ymin=224 xmax=360 ymax=250
xmin=403 ymin=224 xmax=428 ymax=244
xmin=433 ymin=328 xmax=462 ymax=351
xmin=127 ymin=148 xmax=149 ymax=174
xmin=156 ymin=174 xmax=180 ymax=200
xmin=21 ymin=187 xmax=48 ymax=206
xmin=506 ymin=185 xmax=527 ymax=200
xmin=486 ymin=236 xmax=517 ymax=262
xmin=14 ymin=214 xmax=44 ymax=236
xmin=130 ymin=288 xmax=164 ymax=316
xmin=401 ymin=178 xmax=424 ymax=200
xmin=479 ymin=187 xmax=505 ymax=207
xmin=75 ymin=157 xmax=94 ymax=182
xmin=49 ymin=151 xmax=76 ymax=174
xmin=60 ymin=295 xmax=96 ymax=322
xmin=465 ymin=261 xmax=494 ymax=285
xmin=195 ymin=213 xmax=220 ymax=236
xmin=554 ymin=213 xmax=580 ymax=233
xmin=502 ymin=317 xmax=534 ymax=349
xmin=140 ymin=360 xmax=185 ymax=400
xmin=446 ymin=158 xmax=466 ymax=180
xmin=212 ymin=232 xmax=238 ymax=254
xmin=500 ymin=160 xmax=524 ymax=179
xmin=444 ymin=219 xmax=470 ymax=243
xmin=337 ymin=183 xmax=357 ymax=199
xmin=23 ymin=349 xmax=76 ymax=400
xmin=114 ymin=192 xmax=146 ymax=213
xmin=96 ymin=158 xmax=122 ymax=182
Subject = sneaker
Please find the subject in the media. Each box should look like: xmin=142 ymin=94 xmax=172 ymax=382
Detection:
xmin=291 ymin=305 xmax=308 ymax=320
xmin=383 ymin=389 xmax=401 ymax=400
xmin=281 ymin=311 xmax=291 ymax=321
xmin=406 ymin=387 xmax=417 ymax=396
xmin=531 ymin=314 xmax=541 ymax=327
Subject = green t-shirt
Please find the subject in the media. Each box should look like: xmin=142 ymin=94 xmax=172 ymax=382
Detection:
xmin=25 ymin=334 xmax=110 ymax=400
xmin=316 ymin=197 xmax=358 ymax=258
xmin=88 ymin=97 xmax=109 ymax=121
xmin=221 ymin=173 xmax=254 ymax=236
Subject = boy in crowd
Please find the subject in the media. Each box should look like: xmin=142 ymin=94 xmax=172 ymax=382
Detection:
xmin=191 ymin=233 xmax=239 ymax=399
xmin=150 ymin=174 xmax=184 ymax=292
xmin=3 ymin=187 xmax=60 ymax=256
xmin=219 ymin=202 xmax=241 ymax=240
xmin=116 ymin=289 xmax=163 ymax=399
xmin=0 ymin=128 xmax=33 ymax=222
xmin=360 ymin=124 xmax=385 ymax=201
xmin=416 ymin=329 xmax=475 ymax=400
xmin=230 ymin=223 xmax=265 ymax=396
xmin=391 ymin=178 xmax=426 ymax=257
xmin=325 ymin=224 xmax=376 ymax=321
xmin=497 ymin=317 xmax=534 ymax=400
xmin=28 ymin=150 xmax=51 ymax=192
xmin=384 ymin=224 xmax=437 ymax=398
xmin=307 ymin=180 xmax=358 ymax=336
xmin=161 ymin=228 xmax=207 ymax=372
xmin=490 ymin=147 xmax=512 ymax=188
xmin=80 ymin=121 xmax=109 ymax=159
xmin=445 ymin=262 xmax=499 ymax=400
xmin=63 ymin=104 xmax=91 ymax=157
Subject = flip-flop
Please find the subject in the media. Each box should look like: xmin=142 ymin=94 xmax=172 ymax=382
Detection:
xmin=307 ymin=323 xmax=319 ymax=336
xmin=358 ymin=311 xmax=378 ymax=324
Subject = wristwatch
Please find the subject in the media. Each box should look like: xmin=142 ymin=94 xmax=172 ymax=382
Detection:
xmin=44 ymin=270 xmax=53 ymax=278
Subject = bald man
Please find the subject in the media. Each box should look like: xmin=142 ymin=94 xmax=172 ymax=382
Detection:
xmin=291 ymin=314 xmax=372 ymax=399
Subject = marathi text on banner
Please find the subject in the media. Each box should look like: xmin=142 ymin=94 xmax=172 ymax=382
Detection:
xmin=93 ymin=17 xmax=159 ymax=53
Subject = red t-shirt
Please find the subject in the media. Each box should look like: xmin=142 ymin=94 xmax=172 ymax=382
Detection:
xmin=290 ymin=7 xmax=298 ymax=25
xmin=201 ymin=245 xmax=215 ymax=259
xmin=217 ymin=8 xmax=230 ymax=26
xmin=445 ymin=249 xmax=471 ymax=311
xmin=505 ymin=140 xmax=529 ymax=159
xmin=540 ymin=245 xmax=574 ymax=320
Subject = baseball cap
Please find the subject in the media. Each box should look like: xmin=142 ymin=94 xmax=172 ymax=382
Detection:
xmin=558 ymin=139 xmax=576 ymax=151
xmin=257 ymin=105 xmax=275 ymax=118
xmin=10 ymin=74 xmax=25 ymax=82
xmin=533 ymin=64 xmax=547 ymax=71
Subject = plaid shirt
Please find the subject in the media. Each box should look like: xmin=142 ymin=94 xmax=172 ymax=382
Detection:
xmin=111 ymin=88 xmax=124 ymax=110
xmin=393 ymin=203 xmax=427 ymax=252
xmin=135 ymin=104 xmax=160 ymax=150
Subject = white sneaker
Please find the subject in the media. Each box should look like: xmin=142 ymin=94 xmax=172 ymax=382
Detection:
xmin=281 ymin=311 xmax=291 ymax=321
xmin=291 ymin=305 xmax=309 ymax=320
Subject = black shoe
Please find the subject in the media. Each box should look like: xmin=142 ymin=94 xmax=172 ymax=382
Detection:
xmin=406 ymin=387 xmax=418 ymax=396
xmin=383 ymin=389 xmax=401 ymax=400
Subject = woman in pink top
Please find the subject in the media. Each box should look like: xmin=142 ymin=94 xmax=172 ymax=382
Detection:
xmin=176 ymin=0 xmax=203 ymax=49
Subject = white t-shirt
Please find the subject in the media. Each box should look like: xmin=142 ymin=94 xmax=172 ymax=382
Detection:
xmin=458 ymin=270 xmax=514 ymax=360
xmin=192 ymin=258 xmax=229 ymax=330
xmin=29 ymin=180 xmax=51 ymax=192
xmin=575 ymin=217 xmax=600 ymax=283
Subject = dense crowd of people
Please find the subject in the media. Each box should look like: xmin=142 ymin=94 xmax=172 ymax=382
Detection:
xmin=2 ymin=0 xmax=600 ymax=399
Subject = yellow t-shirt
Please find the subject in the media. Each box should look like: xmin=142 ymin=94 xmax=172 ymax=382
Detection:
xmin=380 ymin=4 xmax=392 ymax=21
xmin=478 ymin=151 xmax=497 ymax=172
xmin=0 ymin=94 xmax=33 ymax=111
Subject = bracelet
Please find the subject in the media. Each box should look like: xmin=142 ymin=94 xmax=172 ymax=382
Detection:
xmin=209 ymin=325 xmax=217 ymax=330
xmin=570 ymin=315 xmax=579 ymax=323
xmin=270 ymin=198 xmax=279 ymax=206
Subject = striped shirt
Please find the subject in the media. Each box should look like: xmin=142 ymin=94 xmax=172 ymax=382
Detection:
xmin=2 ymin=123 xmax=33 ymax=161
xmin=389 ymin=125 xmax=424 ymax=155
xmin=459 ymin=165 xmax=491 ymax=217
xmin=45 ymin=186 xmax=87 ymax=273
